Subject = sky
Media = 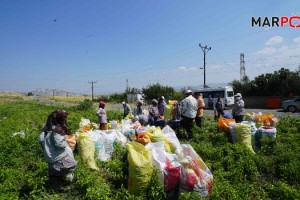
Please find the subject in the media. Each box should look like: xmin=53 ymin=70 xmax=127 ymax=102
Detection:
xmin=1 ymin=0 xmax=300 ymax=95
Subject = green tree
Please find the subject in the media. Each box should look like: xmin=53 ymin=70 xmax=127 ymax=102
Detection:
xmin=230 ymin=68 xmax=300 ymax=96
xmin=125 ymin=87 xmax=141 ymax=94
xmin=142 ymin=83 xmax=177 ymax=100
xmin=109 ymin=93 xmax=127 ymax=103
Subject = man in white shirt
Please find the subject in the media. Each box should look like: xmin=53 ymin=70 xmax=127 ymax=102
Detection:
xmin=180 ymin=90 xmax=198 ymax=139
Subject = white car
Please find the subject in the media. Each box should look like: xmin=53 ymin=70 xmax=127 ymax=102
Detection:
xmin=282 ymin=97 xmax=300 ymax=113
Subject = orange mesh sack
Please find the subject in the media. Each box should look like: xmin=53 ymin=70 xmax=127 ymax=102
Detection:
xmin=133 ymin=133 xmax=151 ymax=145
xmin=218 ymin=117 xmax=235 ymax=133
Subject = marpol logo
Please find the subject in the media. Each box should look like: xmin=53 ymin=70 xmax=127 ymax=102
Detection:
xmin=252 ymin=13 xmax=300 ymax=28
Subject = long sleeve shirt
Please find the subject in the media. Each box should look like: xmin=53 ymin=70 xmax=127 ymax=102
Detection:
xmin=180 ymin=95 xmax=198 ymax=119
xmin=123 ymin=104 xmax=132 ymax=116
xmin=196 ymin=97 xmax=205 ymax=117
xmin=232 ymin=99 xmax=245 ymax=116
xmin=158 ymin=101 xmax=166 ymax=116
xmin=149 ymin=105 xmax=159 ymax=117
xmin=39 ymin=128 xmax=68 ymax=163
xmin=133 ymin=106 xmax=143 ymax=116
xmin=96 ymin=108 xmax=107 ymax=124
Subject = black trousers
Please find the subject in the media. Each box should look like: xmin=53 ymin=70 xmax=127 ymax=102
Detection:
xmin=234 ymin=115 xmax=244 ymax=123
xmin=217 ymin=109 xmax=224 ymax=118
xmin=195 ymin=116 xmax=203 ymax=128
xmin=180 ymin=115 xmax=194 ymax=139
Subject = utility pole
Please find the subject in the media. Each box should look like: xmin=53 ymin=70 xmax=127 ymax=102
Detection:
xmin=199 ymin=44 xmax=211 ymax=88
xmin=52 ymin=89 xmax=55 ymax=99
xmin=240 ymin=53 xmax=245 ymax=81
xmin=88 ymin=81 xmax=97 ymax=100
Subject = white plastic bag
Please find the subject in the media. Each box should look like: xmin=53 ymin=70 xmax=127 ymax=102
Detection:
xmin=179 ymin=144 xmax=213 ymax=197
xmin=86 ymin=130 xmax=106 ymax=161
xmin=146 ymin=142 xmax=179 ymax=182
xmin=162 ymin=125 xmax=182 ymax=154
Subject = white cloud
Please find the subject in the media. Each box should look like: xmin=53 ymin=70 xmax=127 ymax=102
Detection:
xmin=293 ymin=37 xmax=300 ymax=45
xmin=205 ymin=64 xmax=223 ymax=72
xmin=177 ymin=66 xmax=197 ymax=72
xmin=255 ymin=47 xmax=277 ymax=54
xmin=265 ymin=36 xmax=283 ymax=46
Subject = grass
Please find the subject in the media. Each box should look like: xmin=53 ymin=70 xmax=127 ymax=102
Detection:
xmin=0 ymin=92 xmax=31 ymax=103
xmin=0 ymin=95 xmax=299 ymax=199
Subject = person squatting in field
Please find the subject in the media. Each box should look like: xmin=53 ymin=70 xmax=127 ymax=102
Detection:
xmin=96 ymin=101 xmax=107 ymax=130
xmin=39 ymin=110 xmax=77 ymax=192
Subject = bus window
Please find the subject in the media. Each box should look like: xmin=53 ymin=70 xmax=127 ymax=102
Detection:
xmin=212 ymin=91 xmax=224 ymax=98
xmin=227 ymin=91 xmax=234 ymax=97
xmin=202 ymin=92 xmax=212 ymax=98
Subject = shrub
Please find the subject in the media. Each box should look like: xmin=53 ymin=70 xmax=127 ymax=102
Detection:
xmin=75 ymin=99 xmax=93 ymax=110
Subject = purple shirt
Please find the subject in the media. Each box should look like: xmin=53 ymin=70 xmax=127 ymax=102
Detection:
xmin=158 ymin=101 xmax=166 ymax=116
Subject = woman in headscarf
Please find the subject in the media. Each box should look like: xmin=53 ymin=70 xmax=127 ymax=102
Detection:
xmin=157 ymin=96 xmax=166 ymax=117
xmin=148 ymin=99 xmax=159 ymax=125
xmin=96 ymin=101 xmax=107 ymax=130
xmin=39 ymin=110 xmax=77 ymax=192
xmin=232 ymin=93 xmax=245 ymax=123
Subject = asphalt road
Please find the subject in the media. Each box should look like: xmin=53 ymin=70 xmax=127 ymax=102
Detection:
xmin=29 ymin=96 xmax=300 ymax=119
xmin=204 ymin=108 xmax=300 ymax=119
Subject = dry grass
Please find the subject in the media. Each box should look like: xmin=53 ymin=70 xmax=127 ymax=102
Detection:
xmin=0 ymin=93 xmax=142 ymax=112
xmin=0 ymin=92 xmax=30 ymax=103
xmin=41 ymin=95 xmax=92 ymax=103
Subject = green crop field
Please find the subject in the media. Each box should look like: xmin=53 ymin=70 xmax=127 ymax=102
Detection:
xmin=0 ymin=95 xmax=299 ymax=199
xmin=41 ymin=95 xmax=92 ymax=104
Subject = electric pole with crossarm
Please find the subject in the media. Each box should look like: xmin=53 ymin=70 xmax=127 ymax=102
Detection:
xmin=199 ymin=44 xmax=211 ymax=88
xmin=88 ymin=81 xmax=97 ymax=100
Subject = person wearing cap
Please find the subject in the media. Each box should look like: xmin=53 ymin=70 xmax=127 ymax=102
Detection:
xmin=195 ymin=93 xmax=205 ymax=128
xmin=180 ymin=90 xmax=198 ymax=139
xmin=122 ymin=102 xmax=132 ymax=118
xmin=148 ymin=99 xmax=159 ymax=125
xmin=158 ymin=96 xmax=166 ymax=117
xmin=232 ymin=93 xmax=245 ymax=123
xmin=96 ymin=101 xmax=107 ymax=130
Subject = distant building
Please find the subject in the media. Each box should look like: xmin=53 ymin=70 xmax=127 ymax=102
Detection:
xmin=127 ymin=94 xmax=144 ymax=103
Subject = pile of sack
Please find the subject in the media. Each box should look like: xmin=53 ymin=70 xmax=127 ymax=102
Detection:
xmin=75 ymin=118 xmax=213 ymax=198
xmin=218 ymin=112 xmax=277 ymax=152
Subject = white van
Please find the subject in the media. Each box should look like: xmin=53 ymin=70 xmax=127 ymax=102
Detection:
xmin=194 ymin=86 xmax=234 ymax=108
